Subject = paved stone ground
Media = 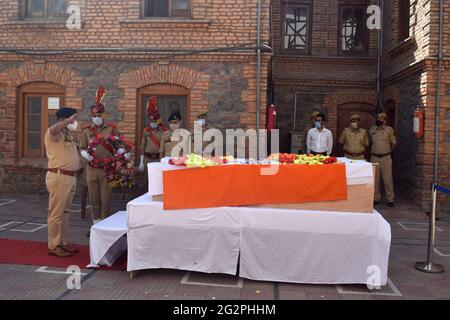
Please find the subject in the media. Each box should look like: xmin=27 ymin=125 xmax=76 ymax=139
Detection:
xmin=0 ymin=193 xmax=449 ymax=300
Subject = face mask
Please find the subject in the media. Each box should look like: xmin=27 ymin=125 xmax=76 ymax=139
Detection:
xmin=169 ymin=123 xmax=180 ymax=130
xmin=196 ymin=119 xmax=206 ymax=126
xmin=315 ymin=121 xmax=322 ymax=129
xmin=376 ymin=120 xmax=383 ymax=126
xmin=67 ymin=120 xmax=78 ymax=131
xmin=92 ymin=117 xmax=103 ymax=127
xmin=350 ymin=122 xmax=358 ymax=129
xmin=150 ymin=122 xmax=158 ymax=129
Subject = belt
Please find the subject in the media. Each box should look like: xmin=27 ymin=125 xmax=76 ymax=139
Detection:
xmin=344 ymin=150 xmax=365 ymax=157
xmin=48 ymin=168 xmax=77 ymax=176
xmin=145 ymin=153 xmax=159 ymax=159
xmin=371 ymin=152 xmax=391 ymax=158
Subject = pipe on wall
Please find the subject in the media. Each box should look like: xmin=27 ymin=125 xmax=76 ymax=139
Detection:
xmin=256 ymin=0 xmax=262 ymax=160
xmin=433 ymin=0 xmax=444 ymax=183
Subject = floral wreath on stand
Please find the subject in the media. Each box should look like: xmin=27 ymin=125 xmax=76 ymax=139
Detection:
xmin=86 ymin=133 xmax=137 ymax=188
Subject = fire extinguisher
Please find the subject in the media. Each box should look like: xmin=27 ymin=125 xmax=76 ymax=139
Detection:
xmin=266 ymin=104 xmax=277 ymax=133
xmin=413 ymin=108 xmax=424 ymax=139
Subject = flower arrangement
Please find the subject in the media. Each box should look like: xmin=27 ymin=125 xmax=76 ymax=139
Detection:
xmin=86 ymin=134 xmax=136 ymax=188
xmin=268 ymin=153 xmax=338 ymax=165
xmin=169 ymin=154 xmax=234 ymax=168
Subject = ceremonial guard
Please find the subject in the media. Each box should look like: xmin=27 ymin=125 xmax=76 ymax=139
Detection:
xmin=160 ymin=111 xmax=184 ymax=158
xmin=338 ymin=114 xmax=369 ymax=160
xmin=45 ymin=108 xmax=80 ymax=257
xmin=369 ymin=112 xmax=397 ymax=207
xmin=138 ymin=96 xmax=168 ymax=171
xmin=80 ymin=87 xmax=130 ymax=225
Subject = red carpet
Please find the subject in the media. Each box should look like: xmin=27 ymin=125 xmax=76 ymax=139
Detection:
xmin=0 ymin=238 xmax=126 ymax=270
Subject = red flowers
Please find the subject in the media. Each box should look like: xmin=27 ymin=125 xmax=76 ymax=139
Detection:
xmin=323 ymin=157 xmax=338 ymax=164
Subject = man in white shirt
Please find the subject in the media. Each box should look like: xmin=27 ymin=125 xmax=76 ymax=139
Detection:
xmin=306 ymin=113 xmax=333 ymax=156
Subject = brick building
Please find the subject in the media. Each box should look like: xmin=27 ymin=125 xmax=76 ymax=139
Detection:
xmin=0 ymin=0 xmax=271 ymax=193
xmin=0 ymin=0 xmax=448 ymax=214
xmin=272 ymin=0 xmax=449 ymax=213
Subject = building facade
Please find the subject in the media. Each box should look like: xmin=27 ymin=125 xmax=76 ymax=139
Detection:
xmin=272 ymin=0 xmax=449 ymax=213
xmin=0 ymin=0 xmax=448 ymax=214
xmin=0 ymin=0 xmax=271 ymax=194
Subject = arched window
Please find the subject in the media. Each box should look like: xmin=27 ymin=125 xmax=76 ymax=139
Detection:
xmin=18 ymin=82 xmax=66 ymax=158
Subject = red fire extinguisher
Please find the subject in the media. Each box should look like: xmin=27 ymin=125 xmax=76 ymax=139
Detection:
xmin=266 ymin=104 xmax=277 ymax=132
xmin=413 ymin=108 xmax=424 ymax=139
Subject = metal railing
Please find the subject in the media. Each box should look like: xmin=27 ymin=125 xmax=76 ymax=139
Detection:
xmin=415 ymin=183 xmax=449 ymax=274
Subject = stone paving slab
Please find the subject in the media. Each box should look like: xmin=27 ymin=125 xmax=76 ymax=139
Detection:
xmin=0 ymin=194 xmax=449 ymax=300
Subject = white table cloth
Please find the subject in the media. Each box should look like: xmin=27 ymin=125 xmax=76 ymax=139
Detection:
xmin=125 ymin=194 xmax=391 ymax=285
xmin=237 ymin=206 xmax=391 ymax=284
xmin=147 ymin=160 xmax=374 ymax=196
xmin=88 ymin=211 xmax=128 ymax=268
xmin=126 ymin=194 xmax=241 ymax=275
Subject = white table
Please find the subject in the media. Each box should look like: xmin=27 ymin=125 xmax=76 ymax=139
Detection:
xmin=122 ymin=194 xmax=391 ymax=285
xmin=88 ymin=211 xmax=128 ymax=268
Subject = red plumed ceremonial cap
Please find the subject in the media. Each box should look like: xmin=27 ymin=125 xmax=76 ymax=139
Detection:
xmin=146 ymin=96 xmax=160 ymax=121
xmin=90 ymin=86 xmax=106 ymax=114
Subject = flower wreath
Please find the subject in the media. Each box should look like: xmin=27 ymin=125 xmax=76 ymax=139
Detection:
xmin=87 ymin=134 xmax=137 ymax=188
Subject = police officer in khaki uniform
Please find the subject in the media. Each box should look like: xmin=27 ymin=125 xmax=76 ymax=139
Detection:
xmin=80 ymin=87 xmax=129 ymax=226
xmin=138 ymin=96 xmax=168 ymax=171
xmin=192 ymin=112 xmax=214 ymax=156
xmin=45 ymin=108 xmax=80 ymax=257
xmin=369 ymin=112 xmax=397 ymax=207
xmin=160 ymin=111 xmax=185 ymax=158
xmin=338 ymin=114 xmax=369 ymax=160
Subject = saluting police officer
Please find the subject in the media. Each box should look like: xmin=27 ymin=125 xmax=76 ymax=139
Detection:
xmin=339 ymin=114 xmax=369 ymax=160
xmin=160 ymin=111 xmax=185 ymax=158
xmin=45 ymin=108 xmax=80 ymax=257
xmin=369 ymin=112 xmax=397 ymax=207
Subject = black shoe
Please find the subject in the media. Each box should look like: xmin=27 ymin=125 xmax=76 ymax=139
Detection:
xmin=374 ymin=201 xmax=380 ymax=206
xmin=86 ymin=230 xmax=90 ymax=237
xmin=388 ymin=202 xmax=395 ymax=207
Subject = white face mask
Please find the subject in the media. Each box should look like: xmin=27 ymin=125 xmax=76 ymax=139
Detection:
xmin=150 ymin=122 xmax=158 ymax=129
xmin=67 ymin=120 xmax=78 ymax=131
xmin=92 ymin=117 xmax=103 ymax=127
xmin=350 ymin=122 xmax=358 ymax=129
xmin=169 ymin=123 xmax=180 ymax=131
xmin=196 ymin=119 xmax=206 ymax=126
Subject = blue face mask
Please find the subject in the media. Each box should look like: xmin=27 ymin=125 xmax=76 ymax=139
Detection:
xmin=150 ymin=122 xmax=158 ymax=129
xmin=315 ymin=121 xmax=322 ymax=129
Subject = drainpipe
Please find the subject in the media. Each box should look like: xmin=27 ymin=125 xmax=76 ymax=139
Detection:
xmin=256 ymin=0 xmax=262 ymax=160
xmin=377 ymin=0 xmax=384 ymax=112
xmin=433 ymin=0 xmax=444 ymax=184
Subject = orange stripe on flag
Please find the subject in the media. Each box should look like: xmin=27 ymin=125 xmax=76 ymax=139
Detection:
xmin=163 ymin=164 xmax=347 ymax=210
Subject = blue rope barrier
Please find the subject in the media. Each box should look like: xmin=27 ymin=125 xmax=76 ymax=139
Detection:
xmin=435 ymin=184 xmax=450 ymax=196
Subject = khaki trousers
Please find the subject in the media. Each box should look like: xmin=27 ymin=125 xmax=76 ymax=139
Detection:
xmin=371 ymin=155 xmax=395 ymax=202
xmin=46 ymin=172 xmax=76 ymax=250
xmin=86 ymin=165 xmax=112 ymax=220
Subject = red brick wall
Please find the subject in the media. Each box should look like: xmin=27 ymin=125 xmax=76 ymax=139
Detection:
xmin=0 ymin=0 xmax=270 ymax=50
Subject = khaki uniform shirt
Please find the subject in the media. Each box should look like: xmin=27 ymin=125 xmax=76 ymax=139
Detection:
xmin=339 ymin=127 xmax=369 ymax=154
xmin=44 ymin=128 xmax=80 ymax=172
xmin=369 ymin=125 xmax=396 ymax=155
xmin=141 ymin=128 xmax=165 ymax=154
xmin=160 ymin=130 xmax=192 ymax=157
xmin=80 ymin=124 xmax=119 ymax=160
